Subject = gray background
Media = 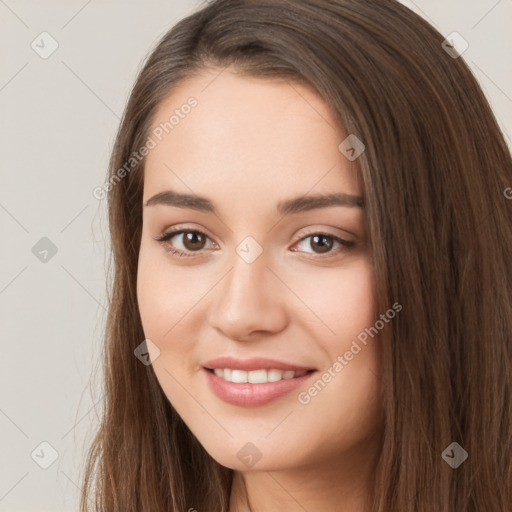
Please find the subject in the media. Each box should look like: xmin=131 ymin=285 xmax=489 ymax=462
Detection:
xmin=1 ymin=1 xmax=511 ymax=510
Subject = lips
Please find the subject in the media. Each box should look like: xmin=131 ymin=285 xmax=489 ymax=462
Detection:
xmin=203 ymin=356 xmax=315 ymax=372
xmin=202 ymin=356 xmax=317 ymax=407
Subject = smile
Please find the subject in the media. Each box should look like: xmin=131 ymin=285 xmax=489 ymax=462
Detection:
xmin=202 ymin=356 xmax=317 ymax=407
xmin=210 ymin=368 xmax=309 ymax=383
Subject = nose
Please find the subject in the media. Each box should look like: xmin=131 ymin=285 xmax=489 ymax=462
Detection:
xmin=207 ymin=249 xmax=288 ymax=341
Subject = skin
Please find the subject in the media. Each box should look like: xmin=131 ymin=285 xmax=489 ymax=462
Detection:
xmin=137 ymin=66 xmax=384 ymax=511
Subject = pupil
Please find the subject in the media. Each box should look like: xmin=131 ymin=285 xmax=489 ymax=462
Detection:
xmin=312 ymin=235 xmax=332 ymax=253
xmin=184 ymin=231 xmax=204 ymax=250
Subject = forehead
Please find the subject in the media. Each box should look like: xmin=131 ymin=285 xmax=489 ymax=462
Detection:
xmin=143 ymin=68 xmax=361 ymax=204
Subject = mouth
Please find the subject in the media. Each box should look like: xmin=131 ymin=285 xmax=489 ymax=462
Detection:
xmin=202 ymin=357 xmax=317 ymax=407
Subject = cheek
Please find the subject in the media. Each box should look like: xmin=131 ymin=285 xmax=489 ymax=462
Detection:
xmin=136 ymin=245 xmax=198 ymax=340
xmin=136 ymin=249 xmax=166 ymax=338
xmin=136 ymin=249 xmax=199 ymax=403
xmin=335 ymin=260 xmax=376 ymax=333
xmin=290 ymin=258 xmax=381 ymax=436
xmin=290 ymin=256 xmax=376 ymax=339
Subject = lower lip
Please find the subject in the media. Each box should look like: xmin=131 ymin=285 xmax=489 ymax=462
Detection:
xmin=203 ymin=368 xmax=316 ymax=407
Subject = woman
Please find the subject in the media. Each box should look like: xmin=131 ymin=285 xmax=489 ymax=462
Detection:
xmin=81 ymin=0 xmax=512 ymax=510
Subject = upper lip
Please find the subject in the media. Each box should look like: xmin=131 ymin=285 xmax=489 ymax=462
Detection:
xmin=203 ymin=356 xmax=316 ymax=372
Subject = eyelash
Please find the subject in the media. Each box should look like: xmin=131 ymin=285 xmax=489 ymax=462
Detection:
xmin=153 ymin=227 xmax=356 ymax=260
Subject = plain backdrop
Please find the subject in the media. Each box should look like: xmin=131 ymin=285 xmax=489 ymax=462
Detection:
xmin=1 ymin=1 xmax=511 ymax=510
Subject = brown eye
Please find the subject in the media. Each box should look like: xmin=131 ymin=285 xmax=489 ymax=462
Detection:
xmin=309 ymin=234 xmax=334 ymax=254
xmin=291 ymin=232 xmax=355 ymax=258
xmin=154 ymin=228 xmax=215 ymax=258
xmin=181 ymin=231 xmax=207 ymax=251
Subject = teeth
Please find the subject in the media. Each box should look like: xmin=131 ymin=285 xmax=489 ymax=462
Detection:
xmin=211 ymin=368 xmax=308 ymax=383
xmin=248 ymin=369 xmax=267 ymax=384
xmin=231 ymin=369 xmax=247 ymax=383
xmin=267 ymin=369 xmax=283 ymax=382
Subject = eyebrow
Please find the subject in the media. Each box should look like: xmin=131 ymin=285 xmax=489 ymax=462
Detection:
xmin=144 ymin=189 xmax=364 ymax=215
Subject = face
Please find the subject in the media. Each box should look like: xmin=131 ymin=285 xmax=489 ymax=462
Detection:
xmin=137 ymin=67 xmax=384 ymax=472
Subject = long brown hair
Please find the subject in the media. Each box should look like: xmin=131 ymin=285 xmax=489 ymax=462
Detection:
xmin=80 ymin=0 xmax=512 ymax=510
